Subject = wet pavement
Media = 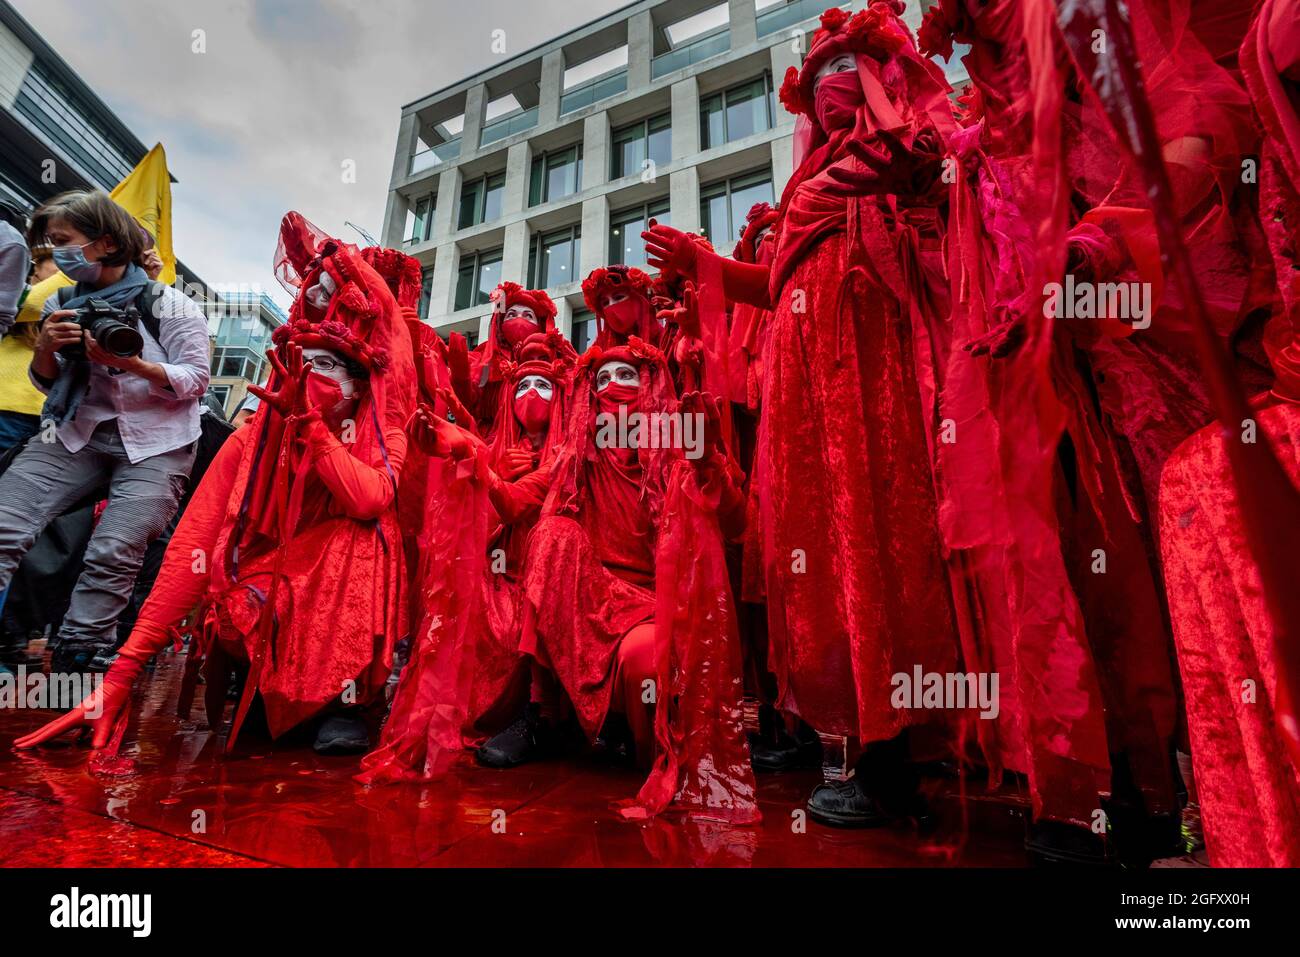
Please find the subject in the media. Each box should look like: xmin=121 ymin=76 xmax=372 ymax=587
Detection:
xmin=0 ymin=652 xmax=1031 ymax=867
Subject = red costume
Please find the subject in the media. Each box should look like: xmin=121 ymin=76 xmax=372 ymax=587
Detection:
xmin=449 ymin=281 xmax=570 ymax=434
xmin=518 ymin=339 xmax=756 ymax=822
xmin=359 ymin=336 xmax=571 ymax=782
xmin=1157 ymin=0 xmax=1300 ymax=867
xmin=17 ymin=212 xmax=416 ymax=751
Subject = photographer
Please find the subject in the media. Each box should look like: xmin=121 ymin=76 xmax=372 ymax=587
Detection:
xmin=0 ymin=190 xmax=209 ymax=674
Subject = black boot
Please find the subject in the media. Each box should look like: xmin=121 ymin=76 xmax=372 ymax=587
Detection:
xmin=50 ymin=639 xmax=114 ymax=677
xmin=750 ymin=719 xmax=822 ymax=773
xmin=313 ymin=712 xmax=371 ymax=755
xmin=476 ymin=703 xmax=550 ymax=768
xmin=806 ymin=732 xmax=931 ymax=829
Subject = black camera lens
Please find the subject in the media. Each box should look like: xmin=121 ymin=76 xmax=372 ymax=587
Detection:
xmin=92 ymin=319 xmax=144 ymax=358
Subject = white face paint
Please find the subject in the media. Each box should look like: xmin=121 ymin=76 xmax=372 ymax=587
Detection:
xmin=814 ymin=53 xmax=857 ymax=87
xmin=304 ymin=269 xmax=337 ymax=311
xmin=302 ymin=347 xmax=357 ymax=398
xmin=600 ymin=291 xmax=629 ymax=310
xmin=595 ymin=359 xmax=639 ymax=393
xmin=514 ymin=374 xmax=554 ymax=400
xmin=505 ymin=305 xmax=538 ymax=323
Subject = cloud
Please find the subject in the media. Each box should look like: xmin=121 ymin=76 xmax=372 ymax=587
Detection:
xmin=9 ymin=0 xmax=627 ymax=306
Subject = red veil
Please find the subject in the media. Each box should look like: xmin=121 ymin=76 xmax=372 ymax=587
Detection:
xmin=212 ymin=212 xmax=416 ymax=744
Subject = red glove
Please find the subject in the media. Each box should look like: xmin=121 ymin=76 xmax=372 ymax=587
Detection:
xmin=497 ymin=447 xmax=535 ymax=481
xmin=657 ymin=281 xmax=701 ymax=339
xmin=248 ymin=341 xmax=308 ymax=416
xmin=825 ymin=128 xmax=946 ymax=202
xmin=447 ymin=333 xmax=472 ymax=393
xmin=410 ymin=403 xmax=478 ymax=460
xmin=435 ymin=385 xmax=477 ymax=434
xmin=642 ymin=219 xmax=699 ymax=283
xmin=13 ymin=654 xmax=144 ymax=751
xmin=680 ymin=390 xmax=727 ymax=465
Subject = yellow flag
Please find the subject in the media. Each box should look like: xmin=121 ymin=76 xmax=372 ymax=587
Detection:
xmin=15 ymin=142 xmax=177 ymax=324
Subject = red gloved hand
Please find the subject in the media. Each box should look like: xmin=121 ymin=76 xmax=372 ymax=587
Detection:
xmin=825 ymin=128 xmax=946 ymax=201
xmin=248 ymin=341 xmax=308 ymax=416
xmin=435 ymin=385 xmax=477 ymax=434
xmin=447 ymin=333 xmax=472 ymax=391
xmin=497 ymin=447 xmax=535 ymax=481
xmin=679 ymin=390 xmax=726 ymax=465
xmin=963 ymin=303 xmax=1028 ymax=359
xmin=13 ymin=655 xmax=143 ymax=751
xmin=656 ymin=281 xmax=701 ymax=339
xmin=642 ymin=219 xmax=700 ymax=283
xmin=410 ymin=403 xmax=477 ymax=460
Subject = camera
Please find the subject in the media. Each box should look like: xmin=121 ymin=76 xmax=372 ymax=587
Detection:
xmin=66 ymin=298 xmax=144 ymax=360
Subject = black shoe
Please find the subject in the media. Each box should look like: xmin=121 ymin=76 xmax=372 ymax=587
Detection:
xmin=86 ymin=649 xmax=118 ymax=674
xmin=591 ymin=712 xmax=636 ymax=767
xmin=1024 ymin=819 xmax=1109 ymax=867
xmin=807 ymin=778 xmax=896 ymax=828
xmin=749 ymin=725 xmax=822 ymax=773
xmin=806 ymin=775 xmax=935 ymax=830
xmin=476 ymin=704 xmax=549 ymax=768
xmin=50 ymin=640 xmax=113 ymax=677
xmin=313 ymin=714 xmax=371 ymax=755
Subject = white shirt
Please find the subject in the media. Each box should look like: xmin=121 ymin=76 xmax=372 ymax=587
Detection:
xmin=33 ymin=284 xmax=211 ymax=463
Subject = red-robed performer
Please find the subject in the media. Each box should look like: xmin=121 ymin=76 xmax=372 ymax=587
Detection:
xmin=1157 ymin=0 xmax=1300 ymax=867
xmin=494 ymin=338 xmax=757 ymax=821
xmin=357 ymin=334 xmax=571 ymax=781
xmin=918 ymin=0 xmax=1279 ymax=861
xmin=15 ymin=212 xmax=416 ymax=757
xmin=448 ymin=281 xmax=572 ymax=434
xmin=644 ymin=2 xmax=962 ymax=828
xmin=582 ymin=264 xmax=666 ymax=351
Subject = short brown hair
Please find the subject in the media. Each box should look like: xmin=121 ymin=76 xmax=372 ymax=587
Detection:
xmin=28 ymin=190 xmax=145 ymax=268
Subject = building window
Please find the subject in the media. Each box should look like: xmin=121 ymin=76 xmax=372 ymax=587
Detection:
xmin=404 ymin=193 xmax=435 ymax=245
xmin=210 ymin=346 xmax=266 ymax=382
xmin=454 ymin=248 xmax=504 ymax=311
xmin=459 ymin=172 xmax=506 ymax=229
xmin=611 ymin=113 xmax=672 ymax=180
xmin=700 ymin=170 xmax=774 ymax=249
xmin=571 ymin=310 xmax=596 ymax=353
xmin=419 ymin=271 xmax=434 ymax=320
xmin=528 ymin=225 xmax=581 ymax=290
xmin=529 ymin=145 xmax=583 ymax=207
xmin=609 ymin=199 xmax=671 ymax=270
xmin=700 ymin=74 xmax=775 ymax=150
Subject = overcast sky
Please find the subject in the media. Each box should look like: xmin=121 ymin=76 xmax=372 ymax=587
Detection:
xmin=11 ymin=0 xmax=629 ymax=306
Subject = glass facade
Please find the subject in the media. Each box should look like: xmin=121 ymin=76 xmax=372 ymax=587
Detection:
xmin=609 ymin=199 xmax=671 ymax=269
xmin=700 ymin=75 xmax=775 ymax=149
xmin=700 ymin=170 xmax=774 ymax=249
xmin=13 ymin=64 xmax=136 ymax=190
xmin=404 ymin=193 xmax=435 ymax=245
xmin=571 ymin=311 xmax=596 ymax=353
xmin=529 ymin=145 xmax=583 ymax=207
xmin=611 ymin=113 xmax=672 ymax=180
xmin=528 ymin=225 xmax=581 ymax=289
xmin=455 ymin=248 xmax=504 ymax=310
xmin=459 ymin=172 xmax=506 ymax=229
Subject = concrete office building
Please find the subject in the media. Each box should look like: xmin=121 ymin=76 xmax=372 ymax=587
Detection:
xmin=382 ymin=0 xmax=964 ymax=351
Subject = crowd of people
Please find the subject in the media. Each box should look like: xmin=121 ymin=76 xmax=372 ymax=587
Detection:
xmin=2 ymin=0 xmax=1299 ymax=868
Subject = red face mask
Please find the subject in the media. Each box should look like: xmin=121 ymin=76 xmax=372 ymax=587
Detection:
xmin=596 ymin=381 xmax=641 ymax=417
xmin=513 ymin=388 xmax=551 ymax=434
xmin=304 ymin=370 xmax=353 ymax=428
xmin=501 ymin=315 xmax=541 ymax=348
xmin=601 ymin=297 xmax=647 ymax=336
xmin=814 ymin=69 xmax=863 ymax=133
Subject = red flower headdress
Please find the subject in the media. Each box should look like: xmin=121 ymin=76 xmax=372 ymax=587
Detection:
xmin=777 ymin=3 xmax=909 ymax=118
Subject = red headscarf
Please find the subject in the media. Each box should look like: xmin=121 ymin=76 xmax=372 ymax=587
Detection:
xmin=581 ymin=265 xmax=660 ymax=347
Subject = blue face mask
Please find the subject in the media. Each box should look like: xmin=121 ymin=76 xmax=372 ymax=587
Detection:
xmin=52 ymin=242 xmax=104 ymax=283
